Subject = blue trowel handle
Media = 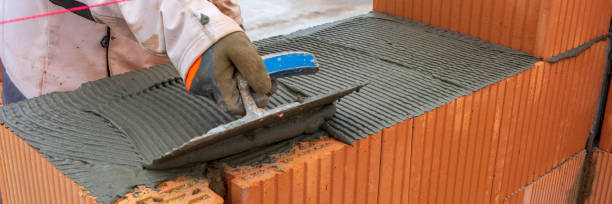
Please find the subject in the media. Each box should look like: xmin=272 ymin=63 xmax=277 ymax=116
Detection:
xmin=262 ymin=51 xmax=319 ymax=79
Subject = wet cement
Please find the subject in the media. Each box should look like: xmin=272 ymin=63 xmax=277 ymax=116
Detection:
xmin=227 ymin=12 xmax=607 ymax=168
xmin=0 ymin=65 xmax=231 ymax=203
xmin=220 ymin=131 xmax=329 ymax=167
xmin=545 ymin=33 xmax=611 ymax=63
xmin=0 ymin=64 xmax=349 ymax=203
xmin=146 ymin=103 xmax=339 ymax=169
xmin=0 ymin=12 xmax=552 ymax=203
xmin=253 ymin=12 xmax=541 ymax=143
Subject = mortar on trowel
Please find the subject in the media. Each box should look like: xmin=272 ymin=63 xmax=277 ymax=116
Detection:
xmin=145 ymin=51 xmax=362 ymax=169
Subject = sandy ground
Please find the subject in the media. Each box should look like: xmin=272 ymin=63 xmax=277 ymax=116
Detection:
xmin=235 ymin=0 xmax=372 ymax=41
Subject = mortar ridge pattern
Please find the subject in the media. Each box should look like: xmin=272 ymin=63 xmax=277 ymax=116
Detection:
xmin=0 ymin=65 xmax=227 ymax=203
xmin=0 ymin=13 xmax=543 ymax=203
xmin=259 ymin=14 xmax=539 ymax=142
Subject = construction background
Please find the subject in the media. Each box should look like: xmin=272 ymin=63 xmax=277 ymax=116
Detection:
xmin=1 ymin=0 xmax=612 ymax=203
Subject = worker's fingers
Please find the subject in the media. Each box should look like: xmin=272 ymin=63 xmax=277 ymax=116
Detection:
xmin=253 ymin=80 xmax=277 ymax=109
xmin=227 ymin=33 xmax=271 ymax=95
xmin=226 ymin=95 xmax=246 ymax=115
xmin=221 ymin=75 xmax=246 ymax=115
xmin=251 ymin=92 xmax=269 ymax=108
xmin=269 ymin=80 xmax=278 ymax=96
xmin=209 ymin=55 xmax=246 ymax=115
xmin=249 ymin=80 xmax=277 ymax=109
xmin=222 ymin=77 xmax=271 ymax=113
xmin=190 ymin=32 xmax=274 ymax=115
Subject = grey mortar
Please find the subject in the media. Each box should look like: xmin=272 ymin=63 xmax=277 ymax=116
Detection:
xmin=9 ymin=11 xmax=607 ymax=203
xmin=258 ymin=12 xmax=540 ymax=142
xmin=0 ymin=63 xmax=344 ymax=203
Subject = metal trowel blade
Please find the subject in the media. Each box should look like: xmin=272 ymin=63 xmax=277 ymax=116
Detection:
xmin=145 ymin=84 xmax=363 ymax=169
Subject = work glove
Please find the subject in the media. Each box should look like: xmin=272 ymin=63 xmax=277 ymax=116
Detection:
xmin=185 ymin=32 xmax=274 ymax=115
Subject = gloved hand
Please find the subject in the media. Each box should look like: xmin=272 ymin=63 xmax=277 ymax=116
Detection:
xmin=185 ymin=31 xmax=274 ymax=115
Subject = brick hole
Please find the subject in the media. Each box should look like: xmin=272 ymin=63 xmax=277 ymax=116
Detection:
xmin=188 ymin=194 xmax=210 ymax=204
xmin=160 ymin=181 xmax=197 ymax=197
xmin=156 ymin=183 xmax=169 ymax=190
xmin=162 ymin=193 xmax=186 ymax=204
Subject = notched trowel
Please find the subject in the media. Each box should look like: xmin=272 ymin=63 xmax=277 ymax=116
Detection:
xmin=145 ymin=51 xmax=362 ymax=169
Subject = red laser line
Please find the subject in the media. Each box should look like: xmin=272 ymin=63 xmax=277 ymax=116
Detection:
xmin=0 ymin=0 xmax=131 ymax=25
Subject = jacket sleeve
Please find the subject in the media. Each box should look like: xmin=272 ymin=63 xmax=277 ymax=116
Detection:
xmin=210 ymin=0 xmax=243 ymax=25
xmin=77 ymin=0 xmax=243 ymax=78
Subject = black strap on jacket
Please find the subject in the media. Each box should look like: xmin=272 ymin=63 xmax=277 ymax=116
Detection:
xmin=49 ymin=0 xmax=95 ymax=21
xmin=49 ymin=0 xmax=111 ymax=77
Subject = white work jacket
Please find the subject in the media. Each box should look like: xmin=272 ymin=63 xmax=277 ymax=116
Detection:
xmin=0 ymin=0 xmax=243 ymax=98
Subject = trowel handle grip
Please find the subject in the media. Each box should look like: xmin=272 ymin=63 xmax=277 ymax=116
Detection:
xmin=236 ymin=74 xmax=264 ymax=116
xmin=263 ymin=51 xmax=320 ymax=79
xmin=237 ymin=51 xmax=318 ymax=116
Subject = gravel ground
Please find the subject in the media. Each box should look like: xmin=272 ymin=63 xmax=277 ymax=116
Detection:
xmin=236 ymin=0 xmax=372 ymax=41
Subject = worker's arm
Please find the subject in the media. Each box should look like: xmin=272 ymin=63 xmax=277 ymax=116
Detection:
xmin=184 ymin=32 xmax=273 ymax=115
xmin=79 ymin=0 xmax=272 ymax=115
xmin=209 ymin=0 xmax=243 ymax=25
